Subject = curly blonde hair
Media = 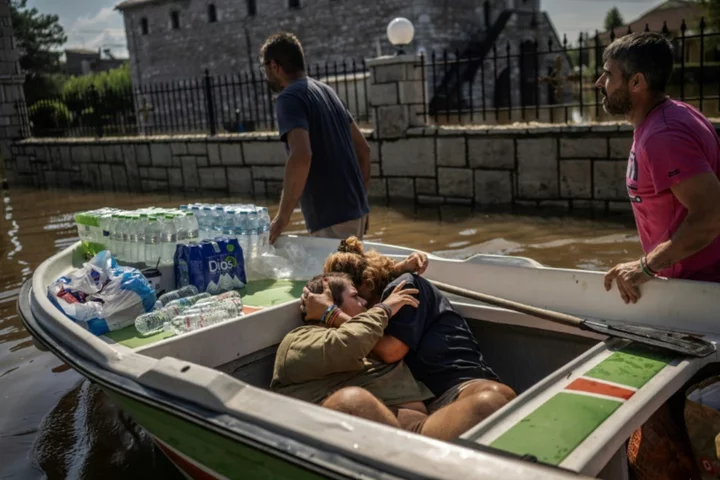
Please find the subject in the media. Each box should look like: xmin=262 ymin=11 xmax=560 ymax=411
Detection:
xmin=323 ymin=237 xmax=399 ymax=299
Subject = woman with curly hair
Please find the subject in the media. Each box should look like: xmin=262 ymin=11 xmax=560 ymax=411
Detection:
xmin=303 ymin=237 xmax=516 ymax=424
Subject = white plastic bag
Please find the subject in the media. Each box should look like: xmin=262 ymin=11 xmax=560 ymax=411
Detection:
xmin=245 ymin=243 xmax=322 ymax=281
xmin=48 ymin=250 xmax=157 ymax=335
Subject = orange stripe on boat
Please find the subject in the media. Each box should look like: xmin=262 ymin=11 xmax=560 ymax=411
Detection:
xmin=565 ymin=377 xmax=635 ymax=400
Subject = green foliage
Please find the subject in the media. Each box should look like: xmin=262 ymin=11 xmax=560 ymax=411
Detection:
xmin=10 ymin=0 xmax=67 ymax=103
xmin=604 ymin=7 xmax=625 ymax=32
xmin=61 ymin=63 xmax=133 ymax=117
xmin=28 ymin=100 xmax=72 ymax=136
xmin=703 ymin=0 xmax=720 ymax=31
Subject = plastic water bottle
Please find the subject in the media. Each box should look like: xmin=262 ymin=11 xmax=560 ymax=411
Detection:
xmin=157 ymin=285 xmax=199 ymax=306
xmin=200 ymin=206 xmax=213 ymax=239
xmin=195 ymin=290 xmax=241 ymax=306
xmin=160 ymin=214 xmax=177 ymax=266
xmin=185 ymin=212 xmax=199 ymax=242
xmin=169 ymin=299 xmax=244 ymax=335
xmin=165 ymin=292 xmax=211 ymax=309
xmin=212 ymin=206 xmax=226 ymax=239
xmin=222 ymin=209 xmax=237 ymax=237
xmin=144 ymin=217 xmax=162 ymax=267
xmin=184 ymin=297 xmax=243 ymax=315
xmin=107 ymin=214 xmax=120 ymax=256
xmin=247 ymin=210 xmax=259 ymax=260
xmin=236 ymin=211 xmax=250 ymax=259
xmin=135 ymin=311 xmax=169 ymax=336
xmin=117 ymin=215 xmax=131 ymax=262
xmin=126 ymin=215 xmax=140 ymax=263
xmin=258 ymin=207 xmax=271 ymax=254
xmin=136 ymin=214 xmax=149 ymax=264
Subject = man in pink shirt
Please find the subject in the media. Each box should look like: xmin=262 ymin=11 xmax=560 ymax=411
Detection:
xmin=595 ymin=32 xmax=720 ymax=304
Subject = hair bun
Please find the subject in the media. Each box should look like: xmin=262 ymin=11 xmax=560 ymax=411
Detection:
xmin=338 ymin=236 xmax=365 ymax=255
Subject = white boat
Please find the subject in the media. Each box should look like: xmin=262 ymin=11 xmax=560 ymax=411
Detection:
xmin=18 ymin=235 xmax=720 ymax=479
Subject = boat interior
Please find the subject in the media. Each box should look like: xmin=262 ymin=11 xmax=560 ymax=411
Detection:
xmin=34 ymin=236 xmax=720 ymax=479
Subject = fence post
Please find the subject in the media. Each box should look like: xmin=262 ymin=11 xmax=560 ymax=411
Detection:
xmin=204 ymin=69 xmax=217 ymax=135
xmin=366 ymin=53 xmax=426 ymax=139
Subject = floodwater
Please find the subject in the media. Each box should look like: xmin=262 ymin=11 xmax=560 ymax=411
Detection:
xmin=0 ymin=187 xmax=642 ymax=479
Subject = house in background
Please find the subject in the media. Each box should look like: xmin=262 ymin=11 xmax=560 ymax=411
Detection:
xmin=63 ymin=48 xmax=126 ymax=77
xmin=115 ymin=0 xmax=568 ymax=130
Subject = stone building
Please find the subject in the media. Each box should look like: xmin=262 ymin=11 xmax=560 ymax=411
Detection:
xmin=116 ymin=0 xmax=567 ymax=131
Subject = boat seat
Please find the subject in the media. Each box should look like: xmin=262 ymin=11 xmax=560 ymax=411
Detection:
xmin=461 ymin=337 xmax=718 ymax=477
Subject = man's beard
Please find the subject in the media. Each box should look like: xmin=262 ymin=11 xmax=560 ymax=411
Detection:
xmin=601 ymin=87 xmax=633 ymax=116
xmin=266 ymin=78 xmax=283 ymax=93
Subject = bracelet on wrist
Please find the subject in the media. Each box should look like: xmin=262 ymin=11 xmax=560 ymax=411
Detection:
xmin=640 ymin=256 xmax=656 ymax=278
xmin=643 ymin=256 xmax=658 ymax=275
xmin=320 ymin=305 xmax=337 ymax=325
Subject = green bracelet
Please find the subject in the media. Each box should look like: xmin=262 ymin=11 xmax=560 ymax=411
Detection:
xmin=640 ymin=257 xmax=655 ymax=278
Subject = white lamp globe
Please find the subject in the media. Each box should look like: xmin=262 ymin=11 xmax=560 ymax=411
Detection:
xmin=387 ymin=17 xmax=415 ymax=47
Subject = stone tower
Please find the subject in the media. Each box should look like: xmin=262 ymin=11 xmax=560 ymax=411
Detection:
xmin=0 ymin=0 xmax=27 ymax=178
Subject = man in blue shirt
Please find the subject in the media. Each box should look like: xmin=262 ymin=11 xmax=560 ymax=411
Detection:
xmin=260 ymin=32 xmax=371 ymax=244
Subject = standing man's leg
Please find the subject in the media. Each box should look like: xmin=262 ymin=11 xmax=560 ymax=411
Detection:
xmin=310 ymin=215 xmax=367 ymax=240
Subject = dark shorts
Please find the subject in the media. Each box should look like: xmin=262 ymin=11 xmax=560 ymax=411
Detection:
xmin=426 ymin=379 xmax=492 ymax=414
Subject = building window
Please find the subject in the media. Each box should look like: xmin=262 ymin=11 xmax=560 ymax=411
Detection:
xmin=170 ymin=11 xmax=180 ymax=29
xmin=247 ymin=0 xmax=257 ymax=16
xmin=140 ymin=17 xmax=149 ymax=35
xmin=289 ymin=0 xmax=301 ymax=9
xmin=208 ymin=4 xmax=217 ymax=22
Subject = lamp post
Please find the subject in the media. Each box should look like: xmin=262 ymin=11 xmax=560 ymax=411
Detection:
xmin=387 ymin=17 xmax=415 ymax=55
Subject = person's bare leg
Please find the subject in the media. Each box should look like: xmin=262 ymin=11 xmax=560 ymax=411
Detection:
xmin=321 ymin=387 xmax=401 ymax=428
xmin=419 ymin=390 xmax=511 ymax=441
xmin=415 ymin=381 xmax=516 ymax=441
xmin=456 ymin=379 xmax=517 ymax=402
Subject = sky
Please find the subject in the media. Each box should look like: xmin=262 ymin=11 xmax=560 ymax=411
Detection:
xmin=25 ymin=0 xmax=665 ymax=59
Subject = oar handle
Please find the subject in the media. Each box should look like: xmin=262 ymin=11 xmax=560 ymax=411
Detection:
xmin=429 ymin=280 xmax=584 ymax=328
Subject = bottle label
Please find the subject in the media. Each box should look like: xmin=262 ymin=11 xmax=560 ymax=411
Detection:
xmin=162 ymin=233 xmax=177 ymax=242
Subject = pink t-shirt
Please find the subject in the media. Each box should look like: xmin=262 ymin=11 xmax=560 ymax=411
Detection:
xmin=628 ymin=99 xmax=720 ymax=281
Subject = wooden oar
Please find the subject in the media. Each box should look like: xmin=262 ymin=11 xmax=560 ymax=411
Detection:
xmin=429 ymin=279 xmax=716 ymax=358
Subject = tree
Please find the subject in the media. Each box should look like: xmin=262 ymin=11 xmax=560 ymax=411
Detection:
xmin=10 ymin=0 xmax=67 ymax=103
xmin=604 ymin=6 xmax=625 ymax=32
xmin=703 ymin=0 xmax=720 ymax=31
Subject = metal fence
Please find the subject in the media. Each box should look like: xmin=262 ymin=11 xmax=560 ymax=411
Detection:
xmin=18 ymin=18 xmax=720 ymax=138
xmin=419 ymin=18 xmax=720 ymax=126
xmin=20 ymin=59 xmax=371 ymax=138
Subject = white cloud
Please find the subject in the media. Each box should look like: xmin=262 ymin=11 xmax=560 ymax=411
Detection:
xmin=65 ymin=5 xmax=128 ymax=58
xmin=72 ymin=6 xmax=116 ymax=30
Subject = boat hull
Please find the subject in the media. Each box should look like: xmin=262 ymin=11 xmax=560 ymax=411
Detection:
xmin=104 ymin=390 xmax=325 ymax=480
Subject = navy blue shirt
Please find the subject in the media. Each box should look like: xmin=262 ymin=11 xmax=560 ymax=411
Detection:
xmin=382 ymin=273 xmax=499 ymax=397
xmin=275 ymin=77 xmax=369 ymax=233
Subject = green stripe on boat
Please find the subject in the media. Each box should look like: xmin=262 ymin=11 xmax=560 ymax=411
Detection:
xmin=106 ymin=390 xmax=326 ymax=479
xmin=104 ymin=280 xmax=306 ymax=349
xmin=489 ymin=345 xmax=674 ymax=465
xmin=583 ymin=344 xmax=675 ymax=388
xmin=491 ymin=392 xmax=622 ymax=464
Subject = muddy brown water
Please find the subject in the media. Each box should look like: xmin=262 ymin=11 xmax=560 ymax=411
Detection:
xmin=0 ymin=187 xmax=642 ymax=479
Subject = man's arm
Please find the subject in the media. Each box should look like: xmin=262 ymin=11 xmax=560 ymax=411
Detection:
xmin=350 ymin=121 xmax=371 ymax=191
xmin=269 ymin=128 xmax=312 ymax=244
xmin=646 ymin=172 xmax=720 ymax=271
xmin=275 ymin=308 xmax=389 ymax=384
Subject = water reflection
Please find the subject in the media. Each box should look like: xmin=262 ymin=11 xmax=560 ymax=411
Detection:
xmin=0 ymin=186 xmax=641 ymax=478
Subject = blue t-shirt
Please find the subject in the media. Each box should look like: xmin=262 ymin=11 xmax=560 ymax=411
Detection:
xmin=382 ymin=273 xmax=499 ymax=397
xmin=275 ymin=77 xmax=369 ymax=233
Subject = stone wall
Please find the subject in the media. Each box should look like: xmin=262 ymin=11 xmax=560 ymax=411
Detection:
xmin=13 ymin=121 xmax=719 ymax=215
xmin=0 ymin=0 xmax=26 ymax=167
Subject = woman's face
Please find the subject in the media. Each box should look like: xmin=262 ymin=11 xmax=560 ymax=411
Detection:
xmin=338 ymin=280 xmax=368 ymax=317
